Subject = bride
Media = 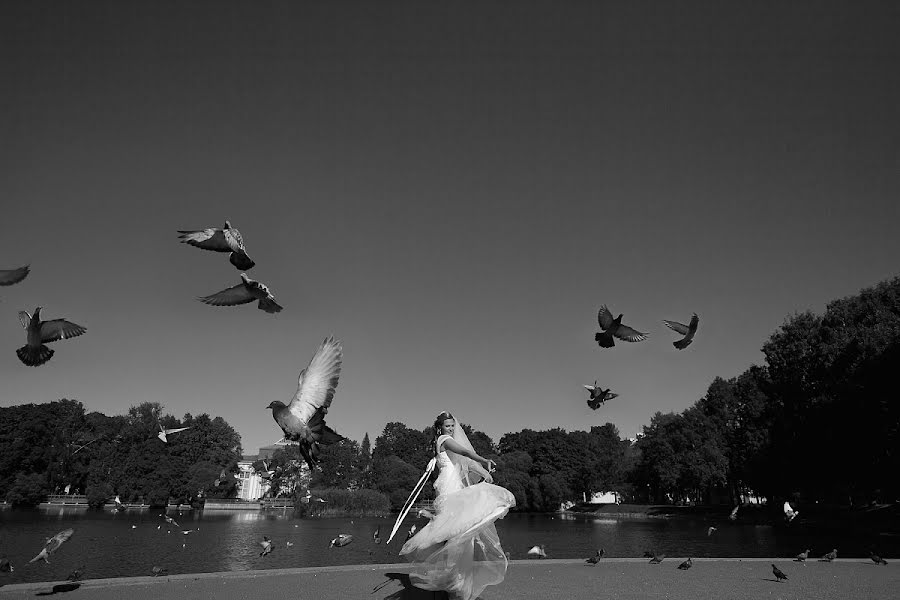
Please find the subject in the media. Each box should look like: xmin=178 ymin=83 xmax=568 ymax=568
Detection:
xmin=399 ymin=411 xmax=516 ymax=600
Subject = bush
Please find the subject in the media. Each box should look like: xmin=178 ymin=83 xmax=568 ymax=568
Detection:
xmin=308 ymin=487 xmax=390 ymax=516
xmin=6 ymin=472 xmax=49 ymax=506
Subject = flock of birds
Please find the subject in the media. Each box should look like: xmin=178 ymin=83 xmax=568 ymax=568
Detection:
xmin=584 ymin=305 xmax=700 ymax=410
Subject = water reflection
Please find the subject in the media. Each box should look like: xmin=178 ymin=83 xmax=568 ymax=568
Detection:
xmin=0 ymin=509 xmax=896 ymax=584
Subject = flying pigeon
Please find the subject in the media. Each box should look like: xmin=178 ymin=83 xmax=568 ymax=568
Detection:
xmin=259 ymin=536 xmax=273 ymax=556
xmin=677 ymin=558 xmax=693 ymax=570
xmin=728 ymin=505 xmax=739 ymax=521
xmin=406 ymin=524 xmax=417 ymax=541
xmin=66 ymin=566 xmax=85 ymax=582
xmin=329 ymin=534 xmax=353 ymax=548
xmin=584 ymin=382 xmax=618 ymax=410
xmin=16 ymin=308 xmax=86 ymax=367
xmin=794 ymin=548 xmax=810 ymax=562
xmin=663 ymin=313 xmax=699 ymax=349
xmin=29 ymin=529 xmax=74 ymax=564
xmin=286 ymin=541 xmax=294 ymax=547
xmin=527 ymin=545 xmax=547 ymax=558
xmin=0 ymin=265 xmax=30 ymax=286
xmin=163 ymin=515 xmax=180 ymax=528
xmin=649 ymin=553 xmax=665 ymax=564
xmin=0 ymin=556 xmax=13 ymax=573
xmin=820 ymin=549 xmax=837 ymax=562
xmin=586 ymin=549 xmax=605 ymax=565
xmin=870 ymin=552 xmax=888 ymax=565
xmin=707 ymin=526 xmax=717 ymax=536
xmin=177 ymin=221 xmax=255 ymax=271
xmin=157 ymin=424 xmax=190 ymax=443
xmin=783 ymin=501 xmax=799 ymax=523
xmin=268 ymin=336 xmax=344 ymax=471
xmin=373 ymin=526 xmax=381 ymax=544
xmin=772 ymin=564 xmax=788 ymax=582
xmin=595 ymin=305 xmax=648 ymax=348
xmin=198 ymin=273 xmax=282 ymax=313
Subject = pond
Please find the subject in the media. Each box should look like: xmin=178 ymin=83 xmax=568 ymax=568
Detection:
xmin=0 ymin=507 xmax=895 ymax=584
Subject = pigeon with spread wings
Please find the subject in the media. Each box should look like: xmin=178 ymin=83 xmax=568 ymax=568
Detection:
xmin=584 ymin=381 xmax=618 ymax=410
xmin=0 ymin=265 xmax=30 ymax=287
xmin=16 ymin=308 xmax=86 ymax=366
xmin=663 ymin=313 xmax=699 ymax=350
xmin=595 ymin=305 xmax=648 ymax=348
xmin=198 ymin=274 xmax=282 ymax=313
xmin=29 ymin=529 xmax=74 ymax=564
xmin=268 ymin=337 xmax=344 ymax=471
xmin=157 ymin=423 xmax=190 ymax=443
xmin=177 ymin=220 xmax=255 ymax=271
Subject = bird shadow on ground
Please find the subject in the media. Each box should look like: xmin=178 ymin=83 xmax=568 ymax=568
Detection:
xmin=761 ymin=578 xmax=784 ymax=584
xmin=34 ymin=582 xmax=81 ymax=595
xmin=372 ymin=572 xmax=449 ymax=600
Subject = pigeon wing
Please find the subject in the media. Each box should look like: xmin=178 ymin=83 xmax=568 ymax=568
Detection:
xmin=18 ymin=311 xmax=31 ymax=329
xmin=0 ymin=266 xmax=30 ymax=286
xmin=663 ymin=320 xmax=690 ymax=335
xmin=286 ymin=337 xmax=343 ymax=426
xmin=613 ymin=324 xmax=648 ymax=342
xmin=222 ymin=228 xmax=246 ymax=253
xmin=164 ymin=427 xmax=190 ymax=435
xmin=177 ymin=228 xmax=230 ymax=252
xmin=198 ymin=283 xmax=256 ymax=306
xmin=44 ymin=529 xmax=74 ymax=553
xmin=39 ymin=320 xmax=87 ymax=343
xmin=597 ymin=306 xmax=614 ymax=329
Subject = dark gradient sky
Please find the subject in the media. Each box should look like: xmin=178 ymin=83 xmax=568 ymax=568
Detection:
xmin=2 ymin=1 xmax=898 ymax=453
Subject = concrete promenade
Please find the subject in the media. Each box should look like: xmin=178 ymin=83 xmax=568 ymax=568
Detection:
xmin=0 ymin=559 xmax=896 ymax=600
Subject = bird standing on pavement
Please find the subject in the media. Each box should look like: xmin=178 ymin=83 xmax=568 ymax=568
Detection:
xmin=586 ymin=549 xmax=605 ymax=564
xmin=198 ymin=274 xmax=283 ymax=313
xmin=16 ymin=308 xmax=86 ymax=366
xmin=595 ymin=305 xmax=648 ymax=348
xmin=66 ymin=566 xmax=85 ymax=582
xmin=677 ymin=558 xmax=693 ymax=570
xmin=772 ymin=564 xmax=788 ymax=582
xmin=795 ymin=548 xmax=810 ymax=562
xmin=870 ymin=552 xmax=888 ymax=565
xmin=820 ymin=549 xmax=837 ymax=562
xmin=268 ymin=336 xmax=344 ymax=471
xmin=649 ymin=553 xmax=665 ymax=564
xmin=178 ymin=221 xmax=255 ymax=271
xmin=663 ymin=313 xmax=699 ymax=349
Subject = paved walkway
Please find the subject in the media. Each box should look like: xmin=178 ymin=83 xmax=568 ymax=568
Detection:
xmin=0 ymin=559 xmax=896 ymax=600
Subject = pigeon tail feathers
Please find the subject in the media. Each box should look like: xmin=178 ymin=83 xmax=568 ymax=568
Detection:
xmin=17 ymin=344 xmax=53 ymax=366
xmin=595 ymin=332 xmax=615 ymax=348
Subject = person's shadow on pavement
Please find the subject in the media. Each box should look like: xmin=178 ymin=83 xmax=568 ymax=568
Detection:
xmin=372 ymin=572 xmax=449 ymax=600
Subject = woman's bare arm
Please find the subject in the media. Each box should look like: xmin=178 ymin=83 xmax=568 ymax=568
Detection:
xmin=441 ymin=437 xmax=494 ymax=471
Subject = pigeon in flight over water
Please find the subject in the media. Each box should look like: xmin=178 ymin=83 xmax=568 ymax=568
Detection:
xmin=584 ymin=382 xmax=618 ymax=410
xmin=707 ymin=526 xmax=717 ymax=536
xmin=268 ymin=336 xmax=344 ymax=471
xmin=663 ymin=313 xmax=699 ymax=349
xmin=29 ymin=529 xmax=74 ymax=564
xmin=198 ymin=274 xmax=283 ymax=313
xmin=178 ymin=220 xmax=255 ymax=271
xmin=330 ymin=534 xmax=353 ymax=548
xmin=0 ymin=265 xmax=30 ymax=286
xmin=259 ymin=536 xmax=273 ymax=556
xmin=728 ymin=505 xmax=740 ymax=521
xmin=16 ymin=308 xmax=86 ymax=366
xmin=595 ymin=305 xmax=648 ymax=348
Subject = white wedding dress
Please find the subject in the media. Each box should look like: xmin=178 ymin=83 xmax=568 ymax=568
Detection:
xmin=400 ymin=435 xmax=515 ymax=600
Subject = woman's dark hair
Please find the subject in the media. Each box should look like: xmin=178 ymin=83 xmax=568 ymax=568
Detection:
xmin=432 ymin=411 xmax=454 ymax=455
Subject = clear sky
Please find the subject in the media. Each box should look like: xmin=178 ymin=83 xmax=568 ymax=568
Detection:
xmin=2 ymin=1 xmax=898 ymax=454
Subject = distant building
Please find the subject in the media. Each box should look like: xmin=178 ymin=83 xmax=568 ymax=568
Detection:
xmin=235 ymin=438 xmax=310 ymax=501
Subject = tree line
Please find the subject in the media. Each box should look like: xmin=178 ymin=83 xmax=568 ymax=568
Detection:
xmin=3 ymin=276 xmax=898 ymax=510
